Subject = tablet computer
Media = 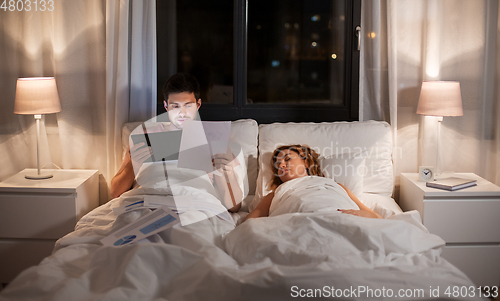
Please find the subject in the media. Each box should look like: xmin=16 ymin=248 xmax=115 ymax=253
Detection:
xmin=130 ymin=130 xmax=182 ymax=162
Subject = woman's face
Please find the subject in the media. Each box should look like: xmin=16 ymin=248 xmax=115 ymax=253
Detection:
xmin=275 ymin=149 xmax=309 ymax=183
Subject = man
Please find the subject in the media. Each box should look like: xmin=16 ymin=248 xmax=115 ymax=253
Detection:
xmin=110 ymin=73 xmax=242 ymax=212
xmin=110 ymin=73 xmax=202 ymax=199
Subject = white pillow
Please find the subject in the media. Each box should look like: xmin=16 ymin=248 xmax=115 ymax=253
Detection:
xmin=251 ymin=121 xmax=394 ymax=212
xmin=357 ymin=193 xmax=403 ymax=219
xmin=319 ymin=153 xmax=366 ymax=197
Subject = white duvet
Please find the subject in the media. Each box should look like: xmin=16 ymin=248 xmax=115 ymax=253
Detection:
xmin=269 ymin=176 xmax=359 ymax=216
xmin=0 ymin=170 xmax=483 ymax=301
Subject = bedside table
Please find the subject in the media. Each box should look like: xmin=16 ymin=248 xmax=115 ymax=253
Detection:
xmin=0 ymin=169 xmax=99 ymax=283
xmin=399 ymin=173 xmax=500 ymax=287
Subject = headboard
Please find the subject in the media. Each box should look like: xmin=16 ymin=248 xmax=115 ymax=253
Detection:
xmin=121 ymin=119 xmax=393 ymax=203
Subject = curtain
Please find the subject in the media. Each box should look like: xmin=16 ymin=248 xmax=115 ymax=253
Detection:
xmin=360 ymin=0 xmax=500 ymax=190
xmin=0 ymin=0 xmax=156 ymax=204
xmin=105 ymin=0 xmax=156 ymax=200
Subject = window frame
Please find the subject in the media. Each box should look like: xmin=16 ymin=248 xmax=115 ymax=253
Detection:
xmin=157 ymin=0 xmax=361 ymax=124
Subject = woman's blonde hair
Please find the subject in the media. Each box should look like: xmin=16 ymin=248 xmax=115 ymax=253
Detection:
xmin=269 ymin=144 xmax=324 ymax=189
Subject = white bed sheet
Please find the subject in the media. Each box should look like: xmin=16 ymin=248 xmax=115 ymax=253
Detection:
xmin=0 ymin=182 xmax=483 ymax=301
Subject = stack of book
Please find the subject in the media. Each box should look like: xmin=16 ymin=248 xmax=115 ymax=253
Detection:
xmin=426 ymin=177 xmax=477 ymax=191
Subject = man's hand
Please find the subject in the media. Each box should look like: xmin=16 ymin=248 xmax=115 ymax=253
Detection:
xmin=130 ymin=142 xmax=153 ymax=173
xmin=210 ymin=152 xmax=242 ymax=212
xmin=212 ymin=153 xmax=238 ymax=174
xmin=111 ymin=144 xmax=150 ymax=199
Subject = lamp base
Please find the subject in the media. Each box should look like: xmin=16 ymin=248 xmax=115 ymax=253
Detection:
xmin=25 ymin=173 xmax=53 ymax=180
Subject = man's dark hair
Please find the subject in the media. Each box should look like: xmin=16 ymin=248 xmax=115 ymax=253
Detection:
xmin=162 ymin=73 xmax=200 ymax=102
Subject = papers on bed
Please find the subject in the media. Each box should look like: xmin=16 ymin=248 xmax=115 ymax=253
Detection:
xmin=105 ymin=193 xmax=235 ymax=247
xmin=113 ymin=200 xmax=148 ymax=215
xmin=101 ymin=206 xmax=180 ymax=247
xmin=115 ymin=120 xmax=245 ymax=240
xmin=112 ymin=196 xmax=180 ymax=216
xmin=110 ymin=192 xmax=235 ymax=246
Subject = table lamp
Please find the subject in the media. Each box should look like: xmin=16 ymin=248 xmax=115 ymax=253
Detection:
xmin=417 ymin=81 xmax=463 ymax=176
xmin=14 ymin=77 xmax=62 ymax=180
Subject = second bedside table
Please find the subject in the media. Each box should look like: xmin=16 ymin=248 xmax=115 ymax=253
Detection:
xmin=0 ymin=169 xmax=99 ymax=284
xmin=399 ymin=173 xmax=500 ymax=287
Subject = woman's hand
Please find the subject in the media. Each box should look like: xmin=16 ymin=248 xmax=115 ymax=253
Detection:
xmin=241 ymin=189 xmax=276 ymax=223
xmin=337 ymin=183 xmax=382 ymax=219
xmin=337 ymin=209 xmax=381 ymax=219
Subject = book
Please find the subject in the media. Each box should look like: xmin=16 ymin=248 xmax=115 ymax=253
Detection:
xmin=426 ymin=177 xmax=477 ymax=191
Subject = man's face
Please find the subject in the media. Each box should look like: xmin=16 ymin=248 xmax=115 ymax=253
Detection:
xmin=164 ymin=92 xmax=201 ymax=130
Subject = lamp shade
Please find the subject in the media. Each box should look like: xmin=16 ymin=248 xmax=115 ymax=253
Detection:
xmin=14 ymin=77 xmax=61 ymax=115
xmin=416 ymin=81 xmax=463 ymax=117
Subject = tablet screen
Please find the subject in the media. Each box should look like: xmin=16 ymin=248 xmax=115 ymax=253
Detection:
xmin=130 ymin=130 xmax=182 ymax=162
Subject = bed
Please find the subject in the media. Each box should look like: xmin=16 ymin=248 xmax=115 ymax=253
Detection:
xmin=0 ymin=120 xmax=483 ymax=301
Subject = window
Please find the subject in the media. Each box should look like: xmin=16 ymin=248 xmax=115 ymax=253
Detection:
xmin=157 ymin=0 xmax=361 ymax=123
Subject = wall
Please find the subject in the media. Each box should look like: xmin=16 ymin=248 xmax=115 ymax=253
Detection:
xmin=0 ymin=1 xmax=109 ymax=203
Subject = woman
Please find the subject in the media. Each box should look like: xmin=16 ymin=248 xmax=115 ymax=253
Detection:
xmin=243 ymin=144 xmax=381 ymax=222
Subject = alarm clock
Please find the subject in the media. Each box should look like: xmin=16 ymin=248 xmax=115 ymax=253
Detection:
xmin=418 ymin=166 xmax=435 ymax=182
